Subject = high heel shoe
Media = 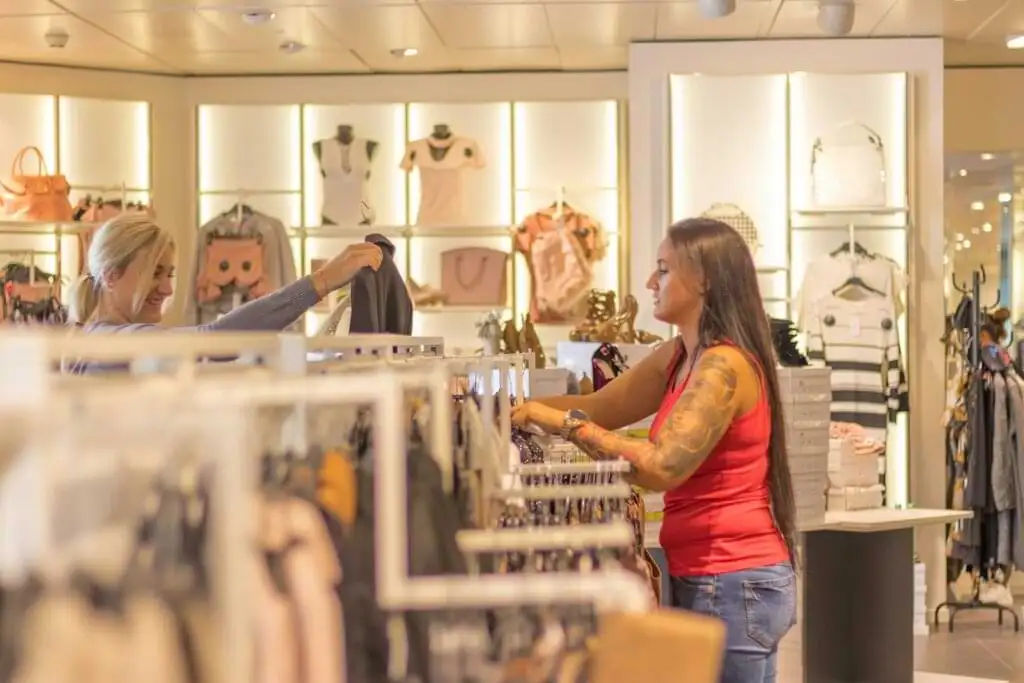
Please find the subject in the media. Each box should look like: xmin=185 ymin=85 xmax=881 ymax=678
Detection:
xmin=518 ymin=314 xmax=547 ymax=369
xmin=407 ymin=278 xmax=448 ymax=307
xmin=502 ymin=318 xmax=521 ymax=354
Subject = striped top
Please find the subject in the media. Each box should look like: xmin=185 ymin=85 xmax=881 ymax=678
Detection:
xmin=806 ymin=294 xmax=905 ymax=442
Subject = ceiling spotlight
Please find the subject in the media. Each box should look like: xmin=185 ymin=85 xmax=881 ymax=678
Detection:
xmin=955 ymin=232 xmax=965 ymax=242
xmin=956 ymin=243 xmax=964 ymax=251
xmin=697 ymin=0 xmax=736 ymax=18
xmin=959 ymin=169 xmax=968 ymax=177
xmin=971 ymin=201 xmax=985 ymax=211
xmin=390 ymin=48 xmax=419 ymax=57
xmin=999 ymin=191 xmax=1013 ymax=203
xmin=241 ymin=8 xmax=276 ymax=25
xmin=963 ymin=239 xmax=972 ymax=248
xmin=279 ymin=40 xmax=306 ymax=54
xmin=1007 ymin=35 xmax=1024 ymax=49
xmin=983 ymin=222 xmax=993 ymax=232
xmin=981 ymin=153 xmax=995 ymax=160
xmin=817 ymin=0 xmax=855 ymax=36
xmin=971 ymin=227 xmax=980 ymax=234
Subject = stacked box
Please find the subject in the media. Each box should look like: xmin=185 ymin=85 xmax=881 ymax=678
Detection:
xmin=778 ymin=367 xmax=831 ymax=528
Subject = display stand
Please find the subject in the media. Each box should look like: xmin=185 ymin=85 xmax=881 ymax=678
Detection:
xmin=197 ymin=101 xmax=626 ymax=348
xmin=931 ymin=267 xmax=1020 ymax=633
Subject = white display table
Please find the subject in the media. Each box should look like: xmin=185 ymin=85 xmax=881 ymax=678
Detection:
xmin=646 ymin=509 xmax=972 ymax=683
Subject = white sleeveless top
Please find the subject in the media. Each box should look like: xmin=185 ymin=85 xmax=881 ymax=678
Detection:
xmin=318 ymin=138 xmax=375 ymax=226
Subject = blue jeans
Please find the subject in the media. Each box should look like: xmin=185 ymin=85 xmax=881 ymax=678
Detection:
xmin=670 ymin=562 xmax=797 ymax=683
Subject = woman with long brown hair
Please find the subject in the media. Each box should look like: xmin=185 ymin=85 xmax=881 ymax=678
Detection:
xmin=512 ymin=218 xmax=797 ymax=683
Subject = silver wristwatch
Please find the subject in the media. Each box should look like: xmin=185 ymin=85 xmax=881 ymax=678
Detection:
xmin=560 ymin=408 xmax=589 ymax=440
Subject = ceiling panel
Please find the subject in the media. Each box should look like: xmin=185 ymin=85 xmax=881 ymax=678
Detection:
xmin=196 ymin=6 xmax=342 ymax=50
xmin=456 ymin=46 xmax=560 ymax=69
xmin=161 ymin=48 xmax=369 ymax=74
xmin=0 ymin=12 xmax=175 ymax=70
xmin=309 ymin=5 xmax=442 ymax=52
xmin=946 ymin=38 xmax=1024 ymax=65
xmin=655 ymin=1 xmax=772 ymax=39
xmin=545 ymin=3 xmax=657 ymax=46
xmin=869 ymin=0 xmax=941 ymax=37
xmin=0 ymin=0 xmax=61 ymax=15
xmin=55 ymin=0 xmax=348 ymax=10
xmin=419 ymin=3 xmax=553 ymax=49
xmin=962 ymin=0 xmax=1024 ymax=41
xmin=558 ymin=45 xmax=628 ymax=69
xmin=75 ymin=10 xmax=240 ymax=53
xmin=356 ymin=46 xmax=459 ymax=71
xmin=767 ymin=0 xmax=895 ymax=37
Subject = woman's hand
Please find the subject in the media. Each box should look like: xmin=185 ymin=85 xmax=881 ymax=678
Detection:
xmin=511 ymin=401 xmax=565 ymax=434
xmin=314 ymin=243 xmax=384 ymax=293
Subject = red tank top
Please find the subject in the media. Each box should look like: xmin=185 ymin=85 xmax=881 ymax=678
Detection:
xmin=651 ymin=342 xmax=788 ymax=577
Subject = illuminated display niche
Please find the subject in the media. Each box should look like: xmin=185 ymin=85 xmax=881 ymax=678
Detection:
xmin=196 ymin=101 xmax=624 ymax=349
xmin=0 ymin=94 xmax=151 ymax=285
xmin=670 ymin=71 xmax=909 ymax=506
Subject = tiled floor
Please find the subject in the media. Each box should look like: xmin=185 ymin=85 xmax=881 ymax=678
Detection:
xmin=915 ymin=602 xmax=1023 ymax=683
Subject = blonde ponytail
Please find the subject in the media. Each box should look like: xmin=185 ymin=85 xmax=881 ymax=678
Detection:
xmin=67 ymin=213 xmax=174 ymax=326
xmin=66 ymin=272 xmax=101 ymax=325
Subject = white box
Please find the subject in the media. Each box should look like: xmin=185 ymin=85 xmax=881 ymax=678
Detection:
xmin=777 ymin=366 xmax=831 ymax=403
xmin=782 ymin=401 xmax=832 ymax=424
xmin=827 ymin=485 xmax=884 ymax=511
xmin=827 ymin=439 xmax=879 ymax=487
xmin=555 ymin=341 xmax=656 ymax=380
xmin=525 ymin=368 xmax=569 ymax=398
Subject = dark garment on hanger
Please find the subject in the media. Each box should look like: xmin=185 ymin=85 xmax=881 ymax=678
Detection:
xmin=964 ymin=373 xmax=991 ymax=510
xmin=349 ymin=234 xmax=413 ymax=335
xmin=347 ymin=444 xmax=468 ymax=683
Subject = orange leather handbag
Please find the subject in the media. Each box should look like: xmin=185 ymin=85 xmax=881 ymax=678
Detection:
xmin=0 ymin=146 xmax=72 ymax=222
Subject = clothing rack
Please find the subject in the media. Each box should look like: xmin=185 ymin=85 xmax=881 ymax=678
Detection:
xmin=936 ymin=268 xmax=1021 ymax=632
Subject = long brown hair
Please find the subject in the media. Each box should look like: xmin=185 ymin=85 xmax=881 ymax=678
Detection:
xmin=666 ymin=217 xmax=798 ymax=561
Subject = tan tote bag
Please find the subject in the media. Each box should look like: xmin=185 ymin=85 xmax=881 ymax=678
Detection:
xmin=0 ymin=146 xmax=72 ymax=222
xmin=439 ymin=247 xmax=509 ymax=307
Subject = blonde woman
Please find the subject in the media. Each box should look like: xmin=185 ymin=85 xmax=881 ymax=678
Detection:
xmin=66 ymin=214 xmax=381 ymax=372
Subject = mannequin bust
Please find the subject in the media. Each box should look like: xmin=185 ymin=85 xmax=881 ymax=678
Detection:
xmin=312 ymin=125 xmax=379 ymax=177
xmin=406 ymin=123 xmax=474 ymax=163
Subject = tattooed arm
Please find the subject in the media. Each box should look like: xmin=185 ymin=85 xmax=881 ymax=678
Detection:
xmin=568 ymin=345 xmax=759 ymax=491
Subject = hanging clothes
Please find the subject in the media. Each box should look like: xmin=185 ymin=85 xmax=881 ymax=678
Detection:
xmin=514 ymin=204 xmax=608 ymax=324
xmin=400 ymin=134 xmax=485 ymax=226
xmin=184 ymin=206 xmax=297 ymax=326
xmin=349 ymin=234 xmax=412 ymax=335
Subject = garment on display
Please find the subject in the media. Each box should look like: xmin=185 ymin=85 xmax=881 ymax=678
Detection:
xmin=810 ymin=121 xmax=887 ymax=208
xmin=797 ymin=237 xmax=909 ymax=447
xmin=400 ymin=125 xmax=485 ymax=226
xmin=348 ymin=233 xmax=412 ymax=335
xmin=184 ymin=204 xmax=297 ymax=326
xmin=438 ymin=246 xmax=508 ymax=307
xmin=0 ymin=146 xmax=72 ymax=223
xmin=515 ymin=202 xmax=607 ymax=324
xmin=769 ymin=317 xmax=808 ymax=367
xmin=312 ymin=125 xmax=378 ymax=227
xmin=698 ymin=203 xmax=759 ymax=256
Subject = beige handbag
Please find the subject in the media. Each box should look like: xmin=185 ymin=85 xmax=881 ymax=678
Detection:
xmin=529 ymin=228 xmax=592 ymax=322
xmin=811 ymin=121 xmax=887 ymax=208
xmin=439 ymin=247 xmax=508 ymax=306
xmin=0 ymin=146 xmax=72 ymax=221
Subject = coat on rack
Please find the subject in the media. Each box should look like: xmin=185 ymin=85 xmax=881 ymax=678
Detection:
xmin=349 ymin=234 xmax=413 ymax=335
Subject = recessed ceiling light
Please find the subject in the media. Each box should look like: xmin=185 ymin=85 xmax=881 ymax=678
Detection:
xmin=241 ymin=9 xmax=276 ymax=25
xmin=963 ymin=239 xmax=972 ymax=248
xmin=279 ymin=40 xmax=305 ymax=54
xmin=971 ymin=201 xmax=985 ymax=211
xmin=390 ymin=48 xmax=419 ymax=57
xmin=971 ymin=227 xmax=980 ymax=234
xmin=983 ymin=222 xmax=993 ymax=232
xmin=956 ymin=232 xmax=965 ymax=241
xmin=959 ymin=169 xmax=968 ymax=176
xmin=956 ymin=243 xmax=964 ymax=251
xmin=981 ymin=153 xmax=995 ymax=160
xmin=999 ymin=191 xmax=1013 ymax=203
xmin=1007 ymin=35 xmax=1024 ymax=49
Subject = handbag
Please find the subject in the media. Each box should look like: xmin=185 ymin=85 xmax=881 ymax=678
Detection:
xmin=0 ymin=146 xmax=72 ymax=221
xmin=439 ymin=247 xmax=508 ymax=307
xmin=529 ymin=228 xmax=592 ymax=322
xmin=700 ymin=203 xmax=759 ymax=256
xmin=811 ymin=121 xmax=887 ymax=208
xmin=195 ymin=234 xmax=270 ymax=304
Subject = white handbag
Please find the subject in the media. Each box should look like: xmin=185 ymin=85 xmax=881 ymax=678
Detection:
xmin=810 ymin=121 xmax=887 ymax=209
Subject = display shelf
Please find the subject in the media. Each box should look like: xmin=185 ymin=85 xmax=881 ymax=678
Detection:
xmin=0 ymin=94 xmax=151 ymax=300
xmin=196 ymin=100 xmax=627 ymax=347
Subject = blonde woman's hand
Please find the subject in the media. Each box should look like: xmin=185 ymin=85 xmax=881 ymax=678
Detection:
xmin=315 ymin=243 xmax=384 ymax=293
